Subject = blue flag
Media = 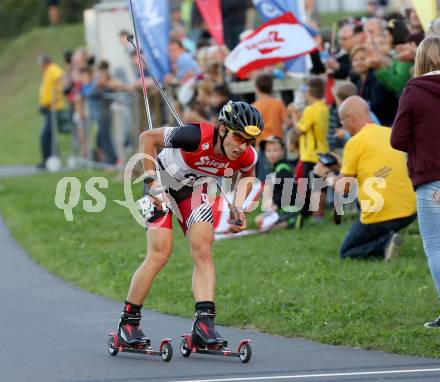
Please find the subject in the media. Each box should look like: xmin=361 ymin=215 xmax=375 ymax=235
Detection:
xmin=252 ymin=0 xmax=317 ymax=73
xmin=129 ymin=0 xmax=171 ymax=82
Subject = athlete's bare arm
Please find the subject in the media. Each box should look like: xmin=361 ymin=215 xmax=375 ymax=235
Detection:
xmin=139 ymin=128 xmax=166 ymax=176
xmin=236 ymin=169 xmax=256 ymax=206
xmin=229 ymin=168 xmax=257 ymax=233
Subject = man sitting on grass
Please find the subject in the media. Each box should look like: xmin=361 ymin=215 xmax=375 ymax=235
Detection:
xmin=314 ymin=96 xmax=416 ymax=260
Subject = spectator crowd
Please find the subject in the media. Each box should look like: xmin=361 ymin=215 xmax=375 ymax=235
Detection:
xmin=36 ymin=0 xmax=440 ymax=328
xmin=38 ymin=0 xmax=438 ymax=262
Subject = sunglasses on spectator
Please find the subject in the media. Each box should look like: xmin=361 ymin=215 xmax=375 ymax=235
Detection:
xmin=226 ymin=126 xmax=256 ymax=146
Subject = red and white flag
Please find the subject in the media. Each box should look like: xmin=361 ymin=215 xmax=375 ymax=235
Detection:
xmin=196 ymin=0 xmax=224 ymax=46
xmin=225 ymin=12 xmax=317 ymax=79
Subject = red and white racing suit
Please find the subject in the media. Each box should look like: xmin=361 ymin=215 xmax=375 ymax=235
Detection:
xmin=146 ymin=122 xmax=257 ymax=233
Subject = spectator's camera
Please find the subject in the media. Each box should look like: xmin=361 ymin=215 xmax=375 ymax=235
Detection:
xmin=318 ymin=153 xmax=339 ymax=167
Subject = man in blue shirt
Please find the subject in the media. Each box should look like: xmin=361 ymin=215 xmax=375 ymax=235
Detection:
xmin=165 ymin=39 xmax=201 ymax=85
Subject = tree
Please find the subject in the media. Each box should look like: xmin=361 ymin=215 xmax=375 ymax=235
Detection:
xmin=0 ymin=0 xmax=99 ymax=38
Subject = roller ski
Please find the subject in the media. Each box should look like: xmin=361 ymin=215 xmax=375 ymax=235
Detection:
xmin=180 ymin=302 xmax=252 ymax=363
xmin=108 ymin=301 xmax=173 ymax=362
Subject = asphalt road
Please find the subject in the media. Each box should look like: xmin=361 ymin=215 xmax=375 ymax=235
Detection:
xmin=0 ymin=164 xmax=41 ymax=178
xmin=1 ymin=215 xmax=440 ymax=382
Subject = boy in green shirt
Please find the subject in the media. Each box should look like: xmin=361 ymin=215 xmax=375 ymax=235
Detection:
xmin=255 ymin=136 xmax=299 ymax=231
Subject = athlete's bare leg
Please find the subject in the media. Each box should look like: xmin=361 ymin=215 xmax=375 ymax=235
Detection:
xmin=187 ymin=222 xmax=216 ymax=302
xmin=126 ymin=228 xmax=173 ymax=305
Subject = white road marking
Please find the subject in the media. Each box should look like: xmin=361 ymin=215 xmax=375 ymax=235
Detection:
xmin=168 ymin=367 xmax=440 ymax=382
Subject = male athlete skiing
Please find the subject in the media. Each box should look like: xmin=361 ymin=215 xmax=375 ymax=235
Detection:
xmin=115 ymin=101 xmax=264 ymax=349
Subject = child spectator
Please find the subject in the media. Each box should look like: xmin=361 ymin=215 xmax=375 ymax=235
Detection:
xmin=255 ymin=136 xmax=298 ymax=231
xmin=330 ymin=81 xmax=382 ymax=148
xmin=253 ymin=74 xmax=287 ymax=143
xmin=328 ymin=81 xmax=357 ymax=152
xmin=295 ymin=76 xmax=329 ymax=220
xmin=252 ymin=73 xmax=287 ymax=180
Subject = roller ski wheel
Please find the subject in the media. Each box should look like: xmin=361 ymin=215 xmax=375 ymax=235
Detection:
xmin=107 ymin=332 xmax=173 ymax=362
xmin=238 ymin=342 xmax=252 ymax=363
xmin=180 ymin=334 xmax=252 ymax=363
xmin=180 ymin=337 xmax=192 ymax=357
xmin=160 ymin=341 xmax=173 ymax=362
xmin=108 ymin=334 xmax=119 ymax=356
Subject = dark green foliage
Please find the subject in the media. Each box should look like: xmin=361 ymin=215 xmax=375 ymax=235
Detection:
xmin=0 ymin=0 xmax=98 ymax=38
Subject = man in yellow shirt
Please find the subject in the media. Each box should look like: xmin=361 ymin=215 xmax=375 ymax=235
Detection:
xmin=295 ymin=76 xmax=329 ymax=220
xmin=314 ymin=96 xmax=416 ymax=260
xmin=38 ymin=54 xmax=65 ymax=168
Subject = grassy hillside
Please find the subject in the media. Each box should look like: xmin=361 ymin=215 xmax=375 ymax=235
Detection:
xmin=0 ymin=25 xmax=84 ymax=165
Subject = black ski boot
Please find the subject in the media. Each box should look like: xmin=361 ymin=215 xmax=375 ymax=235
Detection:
xmin=191 ymin=301 xmax=226 ymax=348
xmin=118 ymin=301 xmax=149 ymax=347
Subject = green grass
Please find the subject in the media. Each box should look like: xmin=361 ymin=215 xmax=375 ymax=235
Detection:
xmin=0 ymin=38 xmax=8 ymax=52
xmin=0 ymin=20 xmax=439 ymax=360
xmin=0 ymin=171 xmax=439 ymax=358
xmin=0 ymin=24 xmax=84 ymax=165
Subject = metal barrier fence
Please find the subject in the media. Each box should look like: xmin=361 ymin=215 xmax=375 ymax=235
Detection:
xmin=228 ymin=75 xmax=306 ymax=99
xmin=63 ymin=75 xmax=307 ymax=172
